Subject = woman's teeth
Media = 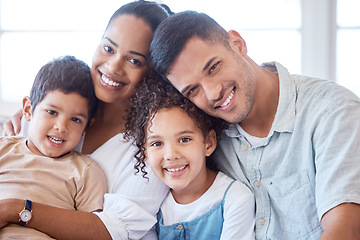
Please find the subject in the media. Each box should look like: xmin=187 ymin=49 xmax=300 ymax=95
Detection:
xmin=220 ymin=90 xmax=234 ymax=108
xmin=102 ymin=74 xmax=120 ymax=87
xmin=166 ymin=165 xmax=186 ymax=172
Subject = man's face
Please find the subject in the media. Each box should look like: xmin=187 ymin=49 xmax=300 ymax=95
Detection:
xmin=166 ymin=36 xmax=256 ymax=124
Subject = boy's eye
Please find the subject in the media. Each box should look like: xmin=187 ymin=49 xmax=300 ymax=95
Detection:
xmin=179 ymin=137 xmax=191 ymax=143
xmin=104 ymin=45 xmax=114 ymax=54
xmin=47 ymin=110 xmax=57 ymax=115
xmin=186 ymin=86 xmax=198 ymax=98
xmin=70 ymin=117 xmax=81 ymax=123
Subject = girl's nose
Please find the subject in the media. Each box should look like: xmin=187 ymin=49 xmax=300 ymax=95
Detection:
xmin=164 ymin=144 xmax=180 ymax=161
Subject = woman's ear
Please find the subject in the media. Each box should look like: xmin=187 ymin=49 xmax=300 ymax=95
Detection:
xmin=227 ymin=30 xmax=248 ymax=56
xmin=22 ymin=96 xmax=33 ymax=122
xmin=205 ymin=129 xmax=217 ymax=157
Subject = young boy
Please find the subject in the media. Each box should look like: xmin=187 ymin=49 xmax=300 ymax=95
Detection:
xmin=124 ymin=71 xmax=255 ymax=239
xmin=0 ymin=56 xmax=107 ymax=239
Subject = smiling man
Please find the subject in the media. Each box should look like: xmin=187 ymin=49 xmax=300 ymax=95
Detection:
xmin=150 ymin=10 xmax=360 ymax=240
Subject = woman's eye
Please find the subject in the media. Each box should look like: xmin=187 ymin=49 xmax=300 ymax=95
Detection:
xmin=47 ymin=110 xmax=57 ymax=115
xmin=129 ymin=58 xmax=143 ymax=66
xmin=179 ymin=137 xmax=191 ymax=143
xmin=104 ymin=45 xmax=114 ymax=54
xmin=70 ymin=117 xmax=81 ymax=123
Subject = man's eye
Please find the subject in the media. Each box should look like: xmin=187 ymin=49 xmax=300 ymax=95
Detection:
xmin=179 ymin=137 xmax=191 ymax=143
xmin=187 ymin=86 xmax=198 ymax=98
xmin=71 ymin=117 xmax=81 ymax=123
xmin=209 ymin=61 xmax=220 ymax=74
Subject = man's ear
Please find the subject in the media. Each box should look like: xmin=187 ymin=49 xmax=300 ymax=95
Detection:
xmin=22 ymin=96 xmax=32 ymax=122
xmin=227 ymin=30 xmax=248 ymax=57
xmin=205 ymin=129 xmax=217 ymax=157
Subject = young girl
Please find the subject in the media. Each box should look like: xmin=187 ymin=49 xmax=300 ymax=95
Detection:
xmin=125 ymin=72 xmax=255 ymax=239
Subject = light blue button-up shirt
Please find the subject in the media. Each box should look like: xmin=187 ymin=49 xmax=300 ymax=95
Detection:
xmin=213 ymin=62 xmax=360 ymax=240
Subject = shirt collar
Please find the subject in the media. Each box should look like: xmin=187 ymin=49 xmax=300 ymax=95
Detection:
xmin=225 ymin=62 xmax=296 ymax=138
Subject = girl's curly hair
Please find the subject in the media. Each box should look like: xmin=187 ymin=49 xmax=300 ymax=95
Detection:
xmin=124 ymin=70 xmax=229 ymax=178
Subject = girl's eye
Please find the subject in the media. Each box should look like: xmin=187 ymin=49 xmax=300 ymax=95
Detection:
xmin=70 ymin=117 xmax=81 ymax=123
xmin=179 ymin=137 xmax=191 ymax=143
xmin=129 ymin=58 xmax=143 ymax=66
xmin=47 ymin=110 xmax=57 ymax=115
xmin=150 ymin=141 xmax=162 ymax=147
xmin=104 ymin=45 xmax=114 ymax=54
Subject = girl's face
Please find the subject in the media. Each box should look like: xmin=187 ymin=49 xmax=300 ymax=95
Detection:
xmin=91 ymin=14 xmax=153 ymax=104
xmin=145 ymin=107 xmax=217 ymax=195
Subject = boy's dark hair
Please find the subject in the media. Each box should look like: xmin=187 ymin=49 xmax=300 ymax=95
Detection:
xmin=29 ymin=55 xmax=97 ymax=127
xmin=105 ymin=0 xmax=173 ymax=33
xmin=150 ymin=10 xmax=228 ymax=80
xmin=124 ymin=70 xmax=228 ymax=177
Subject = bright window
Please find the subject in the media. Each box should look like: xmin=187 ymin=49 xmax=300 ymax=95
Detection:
xmin=0 ymin=0 xmax=359 ymax=117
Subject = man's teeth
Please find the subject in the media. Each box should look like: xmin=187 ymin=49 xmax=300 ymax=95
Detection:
xmin=220 ymin=90 xmax=234 ymax=107
xmin=49 ymin=136 xmax=64 ymax=144
xmin=102 ymin=74 xmax=120 ymax=87
xmin=167 ymin=165 xmax=186 ymax=172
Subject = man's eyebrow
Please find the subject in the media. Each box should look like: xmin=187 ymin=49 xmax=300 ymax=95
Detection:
xmin=181 ymin=85 xmax=190 ymax=95
xmin=203 ymin=57 xmax=216 ymax=72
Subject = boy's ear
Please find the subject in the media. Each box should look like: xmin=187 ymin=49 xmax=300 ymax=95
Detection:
xmin=22 ymin=96 xmax=32 ymax=122
xmin=88 ymin=118 xmax=96 ymax=128
xmin=205 ymin=129 xmax=217 ymax=157
xmin=227 ymin=30 xmax=248 ymax=57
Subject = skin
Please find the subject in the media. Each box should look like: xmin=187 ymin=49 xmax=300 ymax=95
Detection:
xmin=23 ymin=90 xmax=89 ymax=157
xmin=0 ymin=14 xmax=155 ymax=240
xmin=145 ymin=107 xmax=217 ymax=204
xmin=166 ymin=30 xmax=360 ymax=238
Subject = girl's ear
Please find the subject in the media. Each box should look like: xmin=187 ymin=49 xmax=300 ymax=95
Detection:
xmin=22 ymin=96 xmax=33 ymax=122
xmin=227 ymin=30 xmax=248 ymax=57
xmin=205 ymin=129 xmax=217 ymax=157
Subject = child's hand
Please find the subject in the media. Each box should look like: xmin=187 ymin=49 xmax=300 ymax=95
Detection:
xmin=0 ymin=198 xmax=23 ymax=227
xmin=2 ymin=109 xmax=23 ymax=136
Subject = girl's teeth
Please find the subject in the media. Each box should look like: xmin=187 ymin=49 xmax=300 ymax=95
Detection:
xmin=167 ymin=165 xmax=186 ymax=172
xmin=101 ymin=74 xmax=120 ymax=87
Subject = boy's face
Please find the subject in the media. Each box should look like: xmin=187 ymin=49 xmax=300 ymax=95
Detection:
xmin=23 ymin=90 xmax=89 ymax=157
xmin=145 ymin=107 xmax=216 ymax=193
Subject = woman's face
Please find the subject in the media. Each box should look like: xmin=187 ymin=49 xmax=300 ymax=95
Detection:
xmin=91 ymin=14 xmax=153 ymax=103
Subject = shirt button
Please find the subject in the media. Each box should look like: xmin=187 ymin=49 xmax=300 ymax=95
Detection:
xmin=259 ymin=219 xmax=266 ymax=225
xmin=254 ymin=181 xmax=261 ymax=187
xmin=242 ymin=145 xmax=248 ymax=151
xmin=177 ymin=224 xmax=183 ymax=230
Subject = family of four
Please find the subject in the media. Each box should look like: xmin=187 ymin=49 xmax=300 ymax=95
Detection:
xmin=0 ymin=1 xmax=359 ymax=239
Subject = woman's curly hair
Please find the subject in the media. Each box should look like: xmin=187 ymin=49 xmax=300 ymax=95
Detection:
xmin=124 ymin=70 xmax=229 ymax=178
